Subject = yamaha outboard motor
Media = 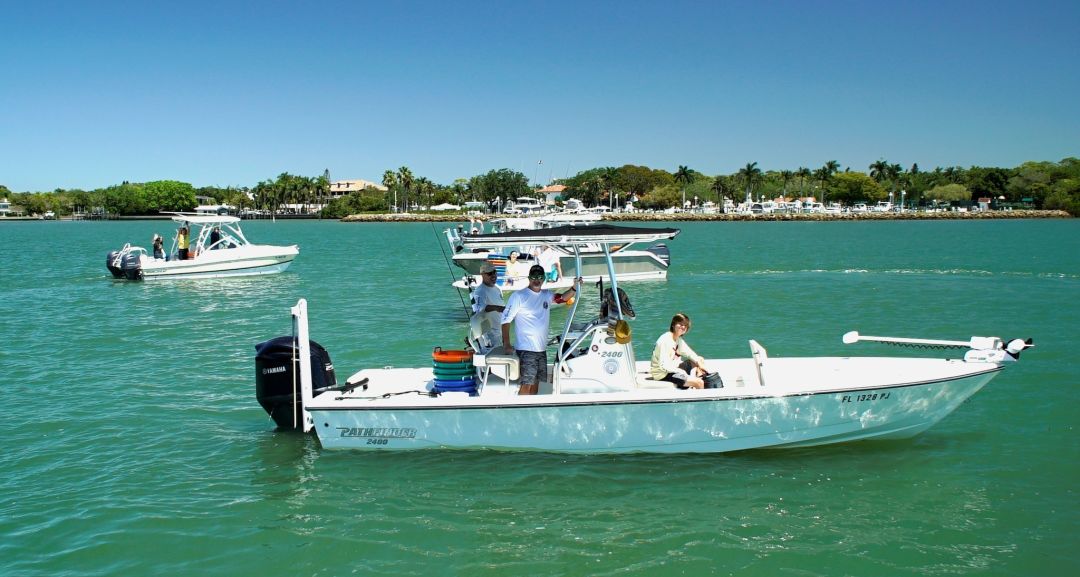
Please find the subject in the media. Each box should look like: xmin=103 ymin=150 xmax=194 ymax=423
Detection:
xmin=254 ymin=336 xmax=337 ymax=431
xmin=106 ymin=250 xmax=124 ymax=278
xmin=121 ymin=252 xmax=143 ymax=280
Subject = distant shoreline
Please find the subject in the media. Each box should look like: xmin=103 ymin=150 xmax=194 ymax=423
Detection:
xmin=341 ymin=209 xmax=1070 ymax=223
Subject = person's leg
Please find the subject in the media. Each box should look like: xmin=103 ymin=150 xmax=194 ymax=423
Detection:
xmin=517 ymin=350 xmax=538 ymax=395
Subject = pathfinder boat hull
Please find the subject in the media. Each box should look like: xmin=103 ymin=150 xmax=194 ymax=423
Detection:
xmin=305 ymin=358 xmax=1001 ymax=453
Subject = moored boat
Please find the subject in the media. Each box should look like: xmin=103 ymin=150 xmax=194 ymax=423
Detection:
xmin=106 ymin=215 xmax=298 ymax=280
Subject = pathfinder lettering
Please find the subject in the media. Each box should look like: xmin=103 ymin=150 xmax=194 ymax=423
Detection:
xmin=338 ymin=427 xmax=417 ymax=439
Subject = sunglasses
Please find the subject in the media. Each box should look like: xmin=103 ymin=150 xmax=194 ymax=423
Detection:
xmin=482 ymin=271 xmax=497 ymax=275
xmin=528 ymin=274 xmax=545 ymax=280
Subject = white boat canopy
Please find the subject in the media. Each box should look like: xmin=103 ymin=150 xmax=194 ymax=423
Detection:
xmin=460 ymin=224 xmax=680 ymax=250
xmin=171 ymin=214 xmax=241 ymax=225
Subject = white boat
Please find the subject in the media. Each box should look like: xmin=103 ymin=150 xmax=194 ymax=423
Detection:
xmin=254 ymin=225 xmax=1033 ymax=453
xmin=445 ymin=222 xmax=672 ymax=283
xmin=106 ymin=215 xmax=298 ymax=280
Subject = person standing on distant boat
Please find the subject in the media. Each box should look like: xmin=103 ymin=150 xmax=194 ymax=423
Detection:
xmin=209 ymin=227 xmax=221 ymax=249
xmin=505 ymin=250 xmax=526 ymax=285
xmin=177 ymin=226 xmax=190 ymax=260
xmin=501 ymin=264 xmax=580 ymax=396
xmin=152 ymin=234 xmax=165 ymax=260
xmin=473 ymin=262 xmax=505 ymax=315
xmin=650 ymin=313 xmax=707 ymax=389
xmin=536 ymin=245 xmax=562 ymax=281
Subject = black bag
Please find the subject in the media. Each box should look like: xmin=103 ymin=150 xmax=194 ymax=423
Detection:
xmin=703 ymin=372 xmax=723 ymax=389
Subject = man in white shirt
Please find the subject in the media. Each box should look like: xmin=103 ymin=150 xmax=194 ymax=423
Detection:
xmin=501 ymin=264 xmax=580 ymax=395
xmin=472 ymin=262 xmax=505 ymax=315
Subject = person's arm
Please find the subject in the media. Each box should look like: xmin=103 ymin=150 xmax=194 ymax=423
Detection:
xmin=501 ymin=323 xmax=513 ymax=353
xmin=500 ymin=296 xmax=516 ymax=352
xmin=555 ymin=277 xmax=583 ymax=302
xmin=679 ymin=340 xmax=707 ymax=372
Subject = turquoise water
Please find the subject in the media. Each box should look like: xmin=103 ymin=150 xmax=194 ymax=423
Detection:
xmin=1 ymin=219 xmax=1076 ymax=576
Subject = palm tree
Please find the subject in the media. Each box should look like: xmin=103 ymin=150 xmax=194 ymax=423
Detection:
xmin=817 ymin=161 xmax=840 ymax=205
xmin=382 ymin=170 xmax=398 ymax=211
xmin=710 ymin=176 xmax=726 ymax=211
xmin=674 ymin=165 xmax=692 ymax=210
xmin=737 ymin=162 xmax=762 ymax=205
xmin=780 ymin=170 xmax=793 ymax=199
xmin=813 ymin=167 xmax=830 ymax=205
xmin=869 ymin=159 xmax=890 ymax=183
xmin=796 ymin=167 xmax=811 ymax=198
xmin=398 ymin=166 xmax=414 ymax=212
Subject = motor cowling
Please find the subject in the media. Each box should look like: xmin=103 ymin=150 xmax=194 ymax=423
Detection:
xmin=121 ymin=252 xmax=143 ymax=280
xmin=106 ymin=250 xmax=124 ymax=278
xmin=254 ymin=336 xmax=337 ymax=430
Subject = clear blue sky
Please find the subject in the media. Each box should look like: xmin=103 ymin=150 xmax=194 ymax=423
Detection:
xmin=2 ymin=0 xmax=1077 ymax=192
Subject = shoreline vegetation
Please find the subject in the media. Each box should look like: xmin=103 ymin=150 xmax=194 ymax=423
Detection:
xmin=3 ymin=157 xmax=1077 ymax=219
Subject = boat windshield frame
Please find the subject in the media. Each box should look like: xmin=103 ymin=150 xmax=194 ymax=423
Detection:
xmin=462 ymin=224 xmax=680 ymax=380
xmin=169 ymin=215 xmax=251 ymax=254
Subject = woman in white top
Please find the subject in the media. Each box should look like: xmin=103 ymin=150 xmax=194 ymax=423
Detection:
xmin=650 ymin=313 xmax=707 ymax=389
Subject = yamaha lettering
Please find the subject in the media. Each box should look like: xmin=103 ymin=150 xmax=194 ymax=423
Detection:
xmin=262 ymin=366 xmax=286 ymax=375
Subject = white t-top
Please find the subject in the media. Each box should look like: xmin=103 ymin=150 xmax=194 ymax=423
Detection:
xmin=501 ymin=288 xmax=554 ymax=352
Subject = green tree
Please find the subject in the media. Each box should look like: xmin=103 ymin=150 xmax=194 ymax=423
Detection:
xmin=144 ymin=180 xmax=196 ymax=213
xmin=638 ymin=184 xmax=681 ymax=210
xmin=924 ymin=183 xmax=971 ymax=204
xmin=824 ymin=172 xmax=887 ymax=205
xmin=468 ymin=169 xmax=530 ymax=207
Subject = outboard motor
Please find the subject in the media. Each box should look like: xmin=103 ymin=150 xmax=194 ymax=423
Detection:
xmin=254 ymin=336 xmax=337 ymax=431
xmin=121 ymin=252 xmax=143 ymax=280
xmin=646 ymin=243 xmax=671 ymax=267
xmin=106 ymin=250 xmax=124 ymax=278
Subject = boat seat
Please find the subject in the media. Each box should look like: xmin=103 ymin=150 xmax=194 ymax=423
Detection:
xmin=475 ymin=349 xmax=519 ymax=383
xmin=635 ymin=370 xmax=675 ymax=389
xmin=749 ymin=339 xmax=767 ymax=386
xmin=468 ymin=311 xmax=519 ymax=389
xmin=468 ymin=311 xmax=503 ymax=354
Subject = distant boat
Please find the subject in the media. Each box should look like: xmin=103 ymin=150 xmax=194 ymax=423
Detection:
xmin=445 ymin=221 xmax=671 ymax=283
xmin=106 ymin=215 xmax=298 ymax=280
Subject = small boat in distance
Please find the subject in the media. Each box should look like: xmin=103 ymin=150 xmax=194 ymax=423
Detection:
xmin=106 ymin=215 xmax=298 ymax=280
xmin=255 ymin=224 xmax=1033 ymax=453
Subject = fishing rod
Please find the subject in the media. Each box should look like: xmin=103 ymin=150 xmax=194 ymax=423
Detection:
xmin=431 ymin=221 xmax=471 ymax=320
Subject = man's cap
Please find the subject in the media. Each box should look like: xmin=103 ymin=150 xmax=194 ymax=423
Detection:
xmin=480 ymin=263 xmax=497 ymax=274
xmin=529 ymin=264 xmax=545 ymax=276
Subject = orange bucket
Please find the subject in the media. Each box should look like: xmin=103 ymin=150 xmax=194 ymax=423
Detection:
xmin=432 ymin=347 xmax=473 ymax=363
